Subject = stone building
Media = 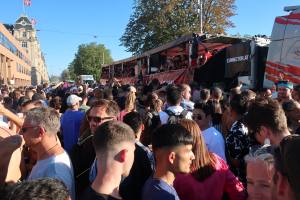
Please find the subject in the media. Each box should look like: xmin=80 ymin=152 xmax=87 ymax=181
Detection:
xmin=13 ymin=15 xmax=49 ymax=85
xmin=0 ymin=22 xmax=31 ymax=86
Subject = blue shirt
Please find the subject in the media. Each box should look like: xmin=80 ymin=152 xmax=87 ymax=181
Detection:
xmin=142 ymin=177 xmax=180 ymax=200
xmin=60 ymin=110 xmax=84 ymax=154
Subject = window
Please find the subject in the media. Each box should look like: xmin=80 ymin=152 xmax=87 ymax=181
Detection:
xmin=22 ymin=31 xmax=27 ymax=38
xmin=22 ymin=42 xmax=27 ymax=48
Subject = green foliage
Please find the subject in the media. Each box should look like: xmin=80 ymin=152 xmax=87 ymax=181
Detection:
xmin=60 ymin=69 xmax=70 ymax=81
xmin=68 ymin=43 xmax=113 ymax=81
xmin=49 ymin=75 xmax=61 ymax=83
xmin=121 ymin=0 xmax=236 ymax=54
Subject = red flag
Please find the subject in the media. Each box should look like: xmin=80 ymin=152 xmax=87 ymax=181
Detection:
xmin=24 ymin=0 xmax=31 ymax=6
xmin=31 ymin=18 xmax=37 ymax=25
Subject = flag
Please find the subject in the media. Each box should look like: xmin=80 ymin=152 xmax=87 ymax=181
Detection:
xmin=31 ymin=18 xmax=37 ymax=25
xmin=24 ymin=0 xmax=31 ymax=7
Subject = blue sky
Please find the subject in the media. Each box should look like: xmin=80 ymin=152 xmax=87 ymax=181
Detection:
xmin=0 ymin=0 xmax=297 ymax=76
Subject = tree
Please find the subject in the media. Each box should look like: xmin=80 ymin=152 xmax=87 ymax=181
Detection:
xmin=49 ymin=75 xmax=61 ymax=83
xmin=61 ymin=69 xmax=71 ymax=81
xmin=68 ymin=43 xmax=113 ymax=81
xmin=121 ymin=0 xmax=236 ymax=54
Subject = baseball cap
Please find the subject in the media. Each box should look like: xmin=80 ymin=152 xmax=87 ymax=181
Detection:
xmin=67 ymin=94 xmax=82 ymax=106
xmin=277 ymin=80 xmax=293 ymax=90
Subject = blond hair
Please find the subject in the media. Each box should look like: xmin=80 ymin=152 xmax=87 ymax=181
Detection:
xmin=124 ymin=91 xmax=136 ymax=112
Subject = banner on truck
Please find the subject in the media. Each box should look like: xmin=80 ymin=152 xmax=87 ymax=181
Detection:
xmin=225 ymin=42 xmax=251 ymax=78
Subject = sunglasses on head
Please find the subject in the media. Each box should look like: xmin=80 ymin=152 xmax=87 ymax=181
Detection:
xmin=87 ymin=116 xmax=114 ymax=123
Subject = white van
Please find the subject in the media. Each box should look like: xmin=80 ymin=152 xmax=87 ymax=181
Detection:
xmin=79 ymin=75 xmax=94 ymax=84
xmin=264 ymin=6 xmax=300 ymax=87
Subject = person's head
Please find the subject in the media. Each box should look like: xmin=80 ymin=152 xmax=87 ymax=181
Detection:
xmin=20 ymin=99 xmax=43 ymax=113
xmin=150 ymin=78 xmax=160 ymax=90
xmin=241 ymin=89 xmax=256 ymax=101
xmin=245 ymin=145 xmax=275 ymax=200
xmin=178 ymin=119 xmax=216 ymax=181
xmin=272 ymin=135 xmax=300 ymax=200
xmin=3 ymin=97 xmax=13 ymax=109
xmin=244 ymin=99 xmax=289 ymax=145
xmin=145 ymin=92 xmax=158 ymax=109
xmin=230 ymin=87 xmax=241 ymax=101
xmin=179 ymin=84 xmax=192 ymax=101
xmin=66 ymin=94 xmax=82 ymax=110
xmin=200 ymin=88 xmax=210 ymax=103
xmin=31 ymin=93 xmax=45 ymax=102
xmin=123 ymin=111 xmax=144 ymax=140
xmin=193 ymin=102 xmax=209 ymax=130
xmin=93 ymin=87 xmax=103 ymax=99
xmin=20 ymin=107 xmax=60 ymax=149
xmin=211 ymin=87 xmax=223 ymax=101
xmin=277 ymin=81 xmax=293 ymax=101
xmin=166 ymin=86 xmax=182 ymax=106
xmin=25 ymin=89 xmax=35 ymax=100
xmin=12 ymin=89 xmax=22 ymax=100
xmin=93 ymin=121 xmax=135 ymax=177
xmin=103 ymin=88 xmax=113 ymax=100
xmin=282 ymin=100 xmax=300 ymax=129
xmin=229 ymin=94 xmax=248 ymax=118
xmin=49 ymin=96 xmax=62 ymax=112
xmin=6 ymin=178 xmax=70 ymax=200
xmin=124 ymin=91 xmax=136 ymax=112
xmin=152 ymin=124 xmax=195 ymax=174
xmin=258 ymin=88 xmax=272 ymax=99
xmin=87 ymin=99 xmax=120 ymax=134
xmin=292 ymin=85 xmax=300 ymax=102
xmin=153 ymin=98 xmax=163 ymax=112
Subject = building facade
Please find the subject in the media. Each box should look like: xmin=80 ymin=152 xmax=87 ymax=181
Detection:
xmin=13 ymin=15 xmax=49 ymax=85
xmin=0 ymin=23 xmax=31 ymax=86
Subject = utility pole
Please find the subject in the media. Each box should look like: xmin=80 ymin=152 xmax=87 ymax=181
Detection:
xmin=198 ymin=0 xmax=203 ymax=34
xmin=102 ymin=51 xmax=105 ymax=65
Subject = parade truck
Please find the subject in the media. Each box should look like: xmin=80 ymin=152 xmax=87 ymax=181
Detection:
xmin=264 ymin=5 xmax=300 ymax=87
xmin=193 ymin=35 xmax=269 ymax=89
xmin=100 ymin=33 xmax=272 ymax=90
xmin=101 ymin=33 xmax=269 ymax=89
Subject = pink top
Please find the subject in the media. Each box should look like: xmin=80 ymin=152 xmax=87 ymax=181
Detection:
xmin=174 ymin=154 xmax=246 ymax=200
xmin=118 ymin=110 xmax=129 ymax=121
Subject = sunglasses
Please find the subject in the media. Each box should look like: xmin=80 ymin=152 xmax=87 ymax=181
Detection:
xmin=87 ymin=116 xmax=114 ymax=123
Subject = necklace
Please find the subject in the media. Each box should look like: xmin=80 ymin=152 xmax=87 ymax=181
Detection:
xmin=39 ymin=143 xmax=58 ymax=160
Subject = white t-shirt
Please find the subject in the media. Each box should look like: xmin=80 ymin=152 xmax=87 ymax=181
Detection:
xmin=28 ymin=151 xmax=75 ymax=200
xmin=202 ymin=127 xmax=227 ymax=162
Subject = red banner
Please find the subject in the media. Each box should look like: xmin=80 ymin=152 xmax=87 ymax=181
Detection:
xmin=24 ymin=0 xmax=31 ymax=6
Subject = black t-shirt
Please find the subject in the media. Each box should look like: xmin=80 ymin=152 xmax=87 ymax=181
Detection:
xmin=81 ymin=186 xmax=121 ymax=200
xmin=119 ymin=143 xmax=153 ymax=200
xmin=69 ymin=132 xmax=95 ymax=198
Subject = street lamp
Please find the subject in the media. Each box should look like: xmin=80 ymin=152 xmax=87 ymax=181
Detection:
xmin=198 ymin=0 xmax=203 ymax=34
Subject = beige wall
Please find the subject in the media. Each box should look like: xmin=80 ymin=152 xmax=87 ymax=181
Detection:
xmin=0 ymin=23 xmax=31 ymax=86
xmin=13 ymin=19 xmax=49 ymax=85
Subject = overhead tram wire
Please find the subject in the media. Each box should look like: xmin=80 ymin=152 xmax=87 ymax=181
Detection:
xmin=35 ymin=28 xmax=119 ymax=39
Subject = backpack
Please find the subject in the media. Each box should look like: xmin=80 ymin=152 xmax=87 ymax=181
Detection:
xmin=144 ymin=111 xmax=161 ymax=128
xmin=165 ymin=109 xmax=189 ymax=124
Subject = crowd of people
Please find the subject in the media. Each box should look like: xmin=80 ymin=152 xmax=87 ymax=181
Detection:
xmin=0 ymin=78 xmax=300 ymax=200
